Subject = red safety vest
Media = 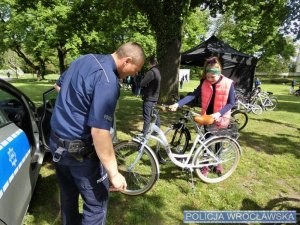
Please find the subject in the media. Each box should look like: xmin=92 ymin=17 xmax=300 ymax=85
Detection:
xmin=201 ymin=75 xmax=233 ymax=128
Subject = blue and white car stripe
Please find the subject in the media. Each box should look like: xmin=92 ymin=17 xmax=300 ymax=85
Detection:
xmin=0 ymin=129 xmax=30 ymax=199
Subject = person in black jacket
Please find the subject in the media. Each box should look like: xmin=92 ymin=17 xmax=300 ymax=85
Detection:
xmin=140 ymin=57 xmax=161 ymax=134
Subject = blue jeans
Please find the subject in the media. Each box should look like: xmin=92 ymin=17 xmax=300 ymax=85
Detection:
xmin=50 ymin=136 xmax=109 ymax=225
xmin=142 ymin=100 xmax=160 ymax=134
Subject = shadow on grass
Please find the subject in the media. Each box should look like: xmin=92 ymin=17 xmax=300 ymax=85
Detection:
xmin=273 ymin=94 xmax=300 ymax=114
xmin=26 ymin=155 xmax=61 ymax=225
xmin=178 ymin=197 xmax=300 ymax=225
xmin=107 ymin=193 xmax=165 ymax=225
xmin=239 ymin=131 xmax=300 ymax=159
xmin=241 ymin=197 xmax=300 ymax=211
xmin=239 ymin=118 xmax=300 ymax=159
xmin=116 ymin=90 xmax=181 ymax=137
xmin=241 ymin=197 xmax=300 ymax=223
xmin=250 ymin=117 xmax=299 ymax=130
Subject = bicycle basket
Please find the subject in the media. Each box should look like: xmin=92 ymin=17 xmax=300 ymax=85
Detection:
xmin=206 ymin=121 xmax=239 ymax=139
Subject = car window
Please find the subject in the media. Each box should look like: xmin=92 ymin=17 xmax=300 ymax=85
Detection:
xmin=0 ymin=109 xmax=9 ymax=127
xmin=0 ymin=90 xmax=24 ymax=128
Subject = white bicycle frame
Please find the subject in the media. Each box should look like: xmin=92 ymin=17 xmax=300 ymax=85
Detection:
xmin=236 ymin=99 xmax=256 ymax=111
xmin=133 ymin=117 xmax=239 ymax=171
xmin=257 ymin=92 xmax=275 ymax=108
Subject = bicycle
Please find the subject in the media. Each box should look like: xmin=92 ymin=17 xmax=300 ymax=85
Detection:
xmin=231 ymin=109 xmax=248 ymax=131
xmin=162 ymin=105 xmax=240 ymax=157
xmin=250 ymin=88 xmax=278 ymax=111
xmin=114 ymin=106 xmax=242 ymax=196
xmin=159 ymin=94 xmax=241 ymax=158
xmin=235 ymin=91 xmax=263 ymax=115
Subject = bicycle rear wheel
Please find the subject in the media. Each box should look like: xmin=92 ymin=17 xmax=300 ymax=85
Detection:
xmin=193 ymin=136 xmax=241 ymax=183
xmin=114 ymin=141 xmax=159 ymax=195
xmin=264 ymin=96 xmax=278 ymax=111
xmin=231 ymin=110 xmax=248 ymax=131
xmin=250 ymin=104 xmax=263 ymax=115
xmin=164 ymin=123 xmax=190 ymax=154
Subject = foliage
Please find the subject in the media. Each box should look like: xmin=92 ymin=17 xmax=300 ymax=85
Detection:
xmin=132 ymin=1 xmax=209 ymax=103
xmin=281 ymin=0 xmax=300 ymax=40
xmin=0 ymin=0 xmax=156 ymax=76
xmin=0 ymin=0 xmax=298 ymax=99
xmin=181 ymin=8 xmax=210 ymax=52
xmin=208 ymin=1 xmax=297 ymax=77
xmin=215 ymin=1 xmax=296 ymax=60
xmin=256 ymin=55 xmax=291 ymax=73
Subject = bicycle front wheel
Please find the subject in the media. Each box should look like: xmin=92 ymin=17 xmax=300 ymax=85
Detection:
xmin=193 ymin=136 xmax=241 ymax=183
xmin=231 ymin=110 xmax=248 ymax=131
xmin=114 ymin=141 xmax=159 ymax=196
xmin=264 ymin=96 xmax=278 ymax=111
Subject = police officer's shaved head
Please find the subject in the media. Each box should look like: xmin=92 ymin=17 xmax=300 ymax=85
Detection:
xmin=116 ymin=42 xmax=145 ymax=64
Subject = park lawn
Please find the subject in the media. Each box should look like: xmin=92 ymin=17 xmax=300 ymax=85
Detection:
xmin=7 ymin=76 xmax=300 ymax=225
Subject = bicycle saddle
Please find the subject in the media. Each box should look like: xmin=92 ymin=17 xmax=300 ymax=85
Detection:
xmin=194 ymin=115 xmax=214 ymax=125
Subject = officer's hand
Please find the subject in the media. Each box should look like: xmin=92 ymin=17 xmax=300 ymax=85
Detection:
xmin=109 ymin=172 xmax=127 ymax=192
xmin=168 ymin=103 xmax=179 ymax=111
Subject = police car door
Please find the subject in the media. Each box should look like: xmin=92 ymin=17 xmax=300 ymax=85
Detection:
xmin=0 ymin=79 xmax=45 ymax=225
xmin=39 ymin=87 xmax=56 ymax=149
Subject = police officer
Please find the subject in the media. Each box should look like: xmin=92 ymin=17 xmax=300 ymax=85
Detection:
xmin=50 ymin=42 xmax=145 ymax=225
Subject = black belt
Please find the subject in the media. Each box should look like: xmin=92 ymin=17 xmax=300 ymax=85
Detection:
xmin=51 ymin=132 xmax=96 ymax=162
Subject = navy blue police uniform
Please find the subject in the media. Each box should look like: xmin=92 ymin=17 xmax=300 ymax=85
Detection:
xmin=50 ymin=54 xmax=120 ymax=225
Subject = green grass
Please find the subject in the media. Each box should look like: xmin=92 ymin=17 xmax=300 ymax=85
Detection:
xmin=6 ymin=76 xmax=299 ymax=225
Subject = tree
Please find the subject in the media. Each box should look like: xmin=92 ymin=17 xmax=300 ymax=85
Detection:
xmin=282 ymin=0 xmax=300 ymax=40
xmin=181 ymin=8 xmax=210 ymax=52
xmin=1 ymin=0 xmax=296 ymax=92
xmin=214 ymin=2 xmax=296 ymax=73
xmin=0 ymin=0 xmax=156 ymax=77
xmin=132 ymin=0 xmax=297 ymax=102
xmin=132 ymin=1 xmax=192 ymax=102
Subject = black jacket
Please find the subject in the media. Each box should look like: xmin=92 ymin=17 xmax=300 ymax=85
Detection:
xmin=140 ymin=66 xmax=161 ymax=101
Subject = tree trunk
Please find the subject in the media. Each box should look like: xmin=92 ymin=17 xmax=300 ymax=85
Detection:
xmin=157 ymin=36 xmax=181 ymax=104
xmin=40 ymin=62 xmax=46 ymax=80
xmin=13 ymin=45 xmax=39 ymax=73
xmin=37 ymin=57 xmax=47 ymax=80
xmin=57 ymin=47 xmax=66 ymax=74
xmin=132 ymin=0 xmax=191 ymax=103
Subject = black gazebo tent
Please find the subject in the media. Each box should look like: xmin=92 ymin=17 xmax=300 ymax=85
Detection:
xmin=180 ymin=35 xmax=258 ymax=93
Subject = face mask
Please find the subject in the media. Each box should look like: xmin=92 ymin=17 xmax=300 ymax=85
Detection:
xmin=206 ymin=68 xmax=221 ymax=75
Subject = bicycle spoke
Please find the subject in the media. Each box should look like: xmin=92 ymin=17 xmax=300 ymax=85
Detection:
xmin=114 ymin=141 xmax=159 ymax=195
xmin=193 ymin=137 xmax=240 ymax=183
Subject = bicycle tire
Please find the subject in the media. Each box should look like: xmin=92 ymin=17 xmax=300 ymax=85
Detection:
xmin=164 ymin=123 xmax=190 ymax=154
xmin=192 ymin=136 xmax=241 ymax=184
xmin=231 ymin=110 xmax=248 ymax=131
xmin=251 ymin=104 xmax=263 ymax=115
xmin=264 ymin=96 xmax=278 ymax=111
xmin=114 ymin=140 xmax=159 ymax=196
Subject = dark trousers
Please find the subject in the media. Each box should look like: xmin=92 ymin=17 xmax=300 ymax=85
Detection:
xmin=142 ymin=100 xmax=160 ymax=134
xmin=50 ymin=137 xmax=109 ymax=225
